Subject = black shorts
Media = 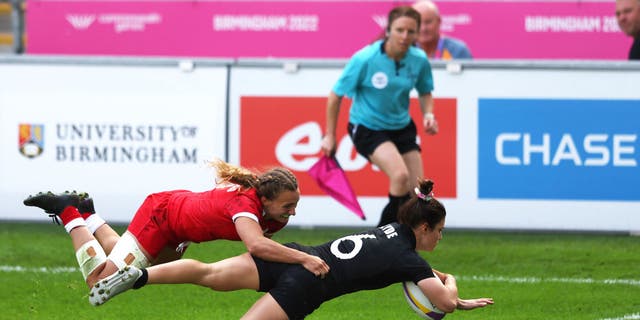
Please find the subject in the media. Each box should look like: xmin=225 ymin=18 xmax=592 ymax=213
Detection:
xmin=252 ymin=243 xmax=328 ymax=320
xmin=347 ymin=120 xmax=421 ymax=159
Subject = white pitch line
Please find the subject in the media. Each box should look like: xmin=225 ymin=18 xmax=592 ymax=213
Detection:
xmin=457 ymin=275 xmax=640 ymax=287
xmin=0 ymin=265 xmax=78 ymax=273
xmin=599 ymin=313 xmax=640 ymax=320
xmin=2 ymin=265 xmax=640 ymax=288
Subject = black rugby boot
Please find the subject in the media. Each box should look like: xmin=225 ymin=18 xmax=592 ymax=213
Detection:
xmin=23 ymin=191 xmax=81 ymax=224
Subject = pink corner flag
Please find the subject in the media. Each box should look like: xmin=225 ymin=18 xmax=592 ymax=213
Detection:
xmin=308 ymin=156 xmax=366 ymax=220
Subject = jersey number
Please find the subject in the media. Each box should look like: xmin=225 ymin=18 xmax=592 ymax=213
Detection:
xmin=329 ymin=234 xmax=376 ymax=260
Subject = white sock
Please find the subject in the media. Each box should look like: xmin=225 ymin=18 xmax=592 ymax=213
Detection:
xmin=64 ymin=218 xmax=86 ymax=234
xmin=85 ymin=214 xmax=106 ymax=234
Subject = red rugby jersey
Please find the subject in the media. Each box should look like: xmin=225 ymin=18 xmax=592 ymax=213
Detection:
xmin=165 ymin=184 xmax=286 ymax=243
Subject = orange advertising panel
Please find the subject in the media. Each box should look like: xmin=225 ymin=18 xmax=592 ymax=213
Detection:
xmin=240 ymin=96 xmax=456 ymax=198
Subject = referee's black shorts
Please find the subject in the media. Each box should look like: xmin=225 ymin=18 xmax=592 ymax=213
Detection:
xmin=347 ymin=120 xmax=421 ymax=159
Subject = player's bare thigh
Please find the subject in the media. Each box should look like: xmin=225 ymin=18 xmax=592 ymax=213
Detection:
xmin=205 ymin=253 xmax=261 ymax=291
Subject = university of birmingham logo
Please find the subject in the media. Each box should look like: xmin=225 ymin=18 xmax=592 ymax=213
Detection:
xmin=19 ymin=124 xmax=44 ymax=159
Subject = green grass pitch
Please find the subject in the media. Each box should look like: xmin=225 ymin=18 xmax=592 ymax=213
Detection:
xmin=1 ymin=222 xmax=639 ymax=319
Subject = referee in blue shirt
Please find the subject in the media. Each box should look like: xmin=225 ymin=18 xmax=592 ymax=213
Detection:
xmin=321 ymin=5 xmax=439 ymax=227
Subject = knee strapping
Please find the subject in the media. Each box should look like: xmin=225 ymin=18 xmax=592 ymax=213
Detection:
xmin=108 ymin=233 xmax=150 ymax=269
xmin=75 ymin=240 xmax=107 ymax=280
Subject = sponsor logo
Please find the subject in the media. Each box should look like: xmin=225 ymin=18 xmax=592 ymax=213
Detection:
xmin=53 ymin=123 xmax=198 ymax=164
xmin=479 ymin=98 xmax=639 ymax=200
xmin=19 ymin=124 xmax=44 ymax=159
xmin=66 ymin=13 xmax=161 ymax=32
xmin=440 ymin=14 xmax=472 ymax=33
xmin=213 ymin=14 xmax=318 ymax=32
xmin=494 ymin=133 xmax=636 ymax=167
xmin=66 ymin=14 xmax=96 ymax=30
xmin=524 ymin=15 xmax=620 ymax=33
xmin=99 ymin=13 xmax=162 ymax=33
xmin=18 ymin=122 xmax=201 ymax=164
xmin=240 ymin=96 xmax=457 ymax=198
xmin=371 ymin=15 xmax=386 ymax=30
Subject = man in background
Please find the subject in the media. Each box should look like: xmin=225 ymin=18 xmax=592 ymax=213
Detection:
xmin=616 ymin=0 xmax=640 ymax=60
xmin=412 ymin=0 xmax=472 ymax=60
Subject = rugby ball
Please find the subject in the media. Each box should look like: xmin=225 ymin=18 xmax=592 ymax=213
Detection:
xmin=402 ymin=281 xmax=446 ymax=320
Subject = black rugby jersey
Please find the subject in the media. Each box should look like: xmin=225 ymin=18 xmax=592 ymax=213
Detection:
xmin=288 ymin=223 xmax=434 ymax=298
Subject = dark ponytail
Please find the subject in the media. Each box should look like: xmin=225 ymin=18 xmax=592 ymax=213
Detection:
xmin=397 ymin=178 xmax=446 ymax=230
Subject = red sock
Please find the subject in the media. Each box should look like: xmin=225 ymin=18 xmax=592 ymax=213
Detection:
xmin=58 ymin=206 xmax=83 ymax=228
xmin=81 ymin=213 xmax=92 ymax=220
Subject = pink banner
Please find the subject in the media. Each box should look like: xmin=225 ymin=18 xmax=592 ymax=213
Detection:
xmin=27 ymin=0 xmax=630 ymax=60
xmin=436 ymin=1 xmax=629 ymax=59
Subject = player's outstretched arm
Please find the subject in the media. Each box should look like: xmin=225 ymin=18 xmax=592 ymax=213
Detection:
xmin=235 ymin=218 xmax=330 ymax=277
xmin=431 ymin=269 xmax=494 ymax=311
xmin=456 ymin=297 xmax=494 ymax=310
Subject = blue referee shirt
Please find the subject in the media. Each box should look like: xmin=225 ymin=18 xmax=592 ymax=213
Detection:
xmin=332 ymin=40 xmax=434 ymax=131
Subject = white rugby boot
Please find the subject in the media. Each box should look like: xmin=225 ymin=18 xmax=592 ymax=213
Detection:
xmin=88 ymin=266 xmax=143 ymax=306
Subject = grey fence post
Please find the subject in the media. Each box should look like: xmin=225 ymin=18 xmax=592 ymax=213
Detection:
xmin=10 ymin=0 xmax=23 ymax=53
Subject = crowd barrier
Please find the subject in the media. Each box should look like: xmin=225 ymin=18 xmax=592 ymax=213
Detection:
xmin=1 ymin=56 xmax=639 ymax=232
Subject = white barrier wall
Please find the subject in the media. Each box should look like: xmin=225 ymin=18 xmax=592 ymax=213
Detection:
xmin=2 ymin=57 xmax=639 ymax=232
xmin=1 ymin=58 xmax=230 ymax=223
xmin=229 ymin=60 xmax=640 ymax=232
xmin=432 ymin=62 xmax=640 ymax=232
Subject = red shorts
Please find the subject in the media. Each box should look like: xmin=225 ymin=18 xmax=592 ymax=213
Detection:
xmin=126 ymin=191 xmax=184 ymax=258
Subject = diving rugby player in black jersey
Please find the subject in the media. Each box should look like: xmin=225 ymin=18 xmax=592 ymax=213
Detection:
xmin=90 ymin=179 xmax=493 ymax=319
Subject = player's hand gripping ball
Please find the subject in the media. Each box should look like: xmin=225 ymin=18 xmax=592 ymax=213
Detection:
xmin=402 ymin=281 xmax=446 ymax=319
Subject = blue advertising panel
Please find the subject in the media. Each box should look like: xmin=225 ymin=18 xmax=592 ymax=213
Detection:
xmin=479 ymin=99 xmax=640 ymax=201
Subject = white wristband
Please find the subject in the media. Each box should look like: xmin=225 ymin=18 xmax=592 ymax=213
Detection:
xmin=423 ymin=113 xmax=435 ymax=120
